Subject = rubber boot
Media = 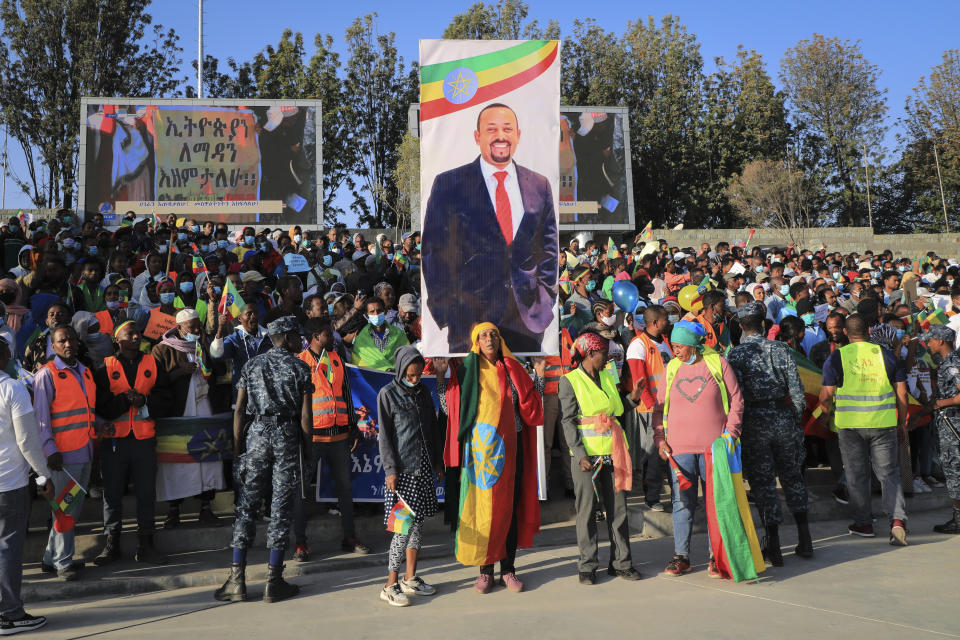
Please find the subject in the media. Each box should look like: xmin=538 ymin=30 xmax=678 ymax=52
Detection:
xmin=214 ymin=563 xmax=247 ymax=602
xmin=135 ymin=535 xmax=169 ymax=565
xmin=93 ymin=533 xmax=121 ymax=566
xmin=764 ymin=525 xmax=783 ymax=567
xmin=794 ymin=512 xmax=814 ymax=558
xmin=263 ymin=564 xmax=299 ymax=603
xmin=932 ymin=506 xmax=960 ymax=534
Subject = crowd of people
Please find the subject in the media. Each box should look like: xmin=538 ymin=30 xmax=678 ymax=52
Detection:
xmin=0 ymin=209 xmax=958 ymax=632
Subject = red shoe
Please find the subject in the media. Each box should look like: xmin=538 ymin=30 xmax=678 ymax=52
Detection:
xmin=292 ymin=542 xmax=310 ymax=562
xmin=663 ymin=555 xmax=691 ymax=576
xmin=707 ymin=558 xmax=723 ymax=579
xmin=847 ymin=523 xmax=875 ymax=537
xmin=474 ymin=574 xmax=494 ymax=594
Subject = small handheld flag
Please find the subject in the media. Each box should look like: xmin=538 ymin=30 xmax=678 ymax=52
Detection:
xmin=191 ymin=255 xmax=208 ymax=275
xmin=54 ymin=477 xmax=85 ymax=514
xmin=642 ymin=220 xmax=653 ymax=241
xmin=196 ymin=341 xmax=211 ymax=379
xmin=218 ymin=277 xmax=247 ymax=321
xmin=744 ymin=228 xmax=756 ymax=250
xmin=386 ymin=494 xmax=416 ymax=535
xmin=668 ymin=455 xmax=692 ymax=491
xmin=606 ymin=237 xmax=620 ymax=260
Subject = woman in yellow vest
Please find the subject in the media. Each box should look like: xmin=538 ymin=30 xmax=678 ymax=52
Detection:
xmin=558 ymin=331 xmax=644 ymax=585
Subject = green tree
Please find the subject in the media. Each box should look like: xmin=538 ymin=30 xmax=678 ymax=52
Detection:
xmin=442 ymin=0 xmax=556 ymax=40
xmin=343 ymin=13 xmax=418 ymax=227
xmin=561 ymin=19 xmax=627 ymax=106
xmin=0 ymin=0 xmax=183 ymax=208
xmin=780 ymin=34 xmax=888 ymax=227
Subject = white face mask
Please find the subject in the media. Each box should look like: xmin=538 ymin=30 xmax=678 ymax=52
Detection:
xmin=600 ymin=314 xmax=617 ymax=327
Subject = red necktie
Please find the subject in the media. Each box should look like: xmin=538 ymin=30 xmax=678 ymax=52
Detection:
xmin=493 ymin=171 xmax=513 ymax=245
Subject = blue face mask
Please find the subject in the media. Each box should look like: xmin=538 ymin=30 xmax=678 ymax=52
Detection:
xmin=801 ymin=312 xmax=815 ymax=326
xmin=159 ymin=292 xmax=175 ymax=304
xmin=401 ymin=377 xmax=417 ymax=388
xmin=327 ymin=303 xmax=335 ymax=315
xmin=897 ymin=266 xmax=907 ymax=273
xmin=303 ymin=240 xmax=312 ymax=247
xmin=387 ymin=253 xmax=394 ymax=261
xmin=780 ymin=284 xmax=790 ymax=296
xmin=416 ymin=243 xmax=422 ymax=251
xmin=192 ymin=225 xmax=200 ymax=233
xmin=590 ymin=249 xmax=599 ymax=257
xmin=832 ymin=272 xmax=841 ymax=280
xmin=755 ymin=266 xmax=764 ymax=273
xmin=293 ymin=234 xmax=302 ymax=244
xmin=322 ymin=255 xmax=333 ymax=267
xmin=367 ymin=313 xmax=385 ymax=327
xmin=157 ymin=243 xmax=168 ymax=253
xmin=585 ymin=280 xmax=596 ymax=292
xmin=213 ymin=286 xmax=222 ymax=295
xmin=259 ymin=243 xmax=268 ymax=253
xmin=178 ymin=232 xmax=187 ymax=242
xmin=244 ymin=235 xmax=255 ymax=246
xmin=218 ymin=240 xmax=229 ymax=249
xmin=683 ymin=354 xmax=696 ymax=365
xmin=179 ymin=282 xmax=194 ymax=293
xmin=208 ymin=242 xmax=217 ymax=252
xmin=184 ymin=332 xmax=200 ymax=342
xmin=88 ymin=246 xmax=98 ymax=256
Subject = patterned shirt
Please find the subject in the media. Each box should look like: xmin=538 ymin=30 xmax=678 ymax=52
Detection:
xmin=238 ymin=346 xmax=312 ymax=420
xmin=727 ymin=333 xmax=806 ymax=419
xmin=936 ymin=350 xmax=960 ymax=421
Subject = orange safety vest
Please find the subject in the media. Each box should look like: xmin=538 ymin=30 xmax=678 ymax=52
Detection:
xmin=298 ymin=349 xmax=350 ymax=442
xmin=633 ymin=332 xmax=673 ymax=412
xmin=697 ymin=313 xmax=723 ymax=350
xmin=543 ymin=329 xmax=575 ymax=395
xmin=96 ymin=310 xmax=115 ymax=336
xmin=102 ymin=355 xmax=158 ymax=439
xmin=45 ymin=361 xmax=97 ymax=453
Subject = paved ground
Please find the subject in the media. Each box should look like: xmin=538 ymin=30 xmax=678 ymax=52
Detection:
xmin=21 ymin=510 xmax=960 ymax=640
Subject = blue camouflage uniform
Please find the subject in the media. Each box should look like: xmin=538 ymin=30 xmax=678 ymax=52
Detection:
xmin=726 ymin=302 xmax=808 ymax=526
xmin=231 ymin=318 xmax=313 ymax=551
xmin=934 ymin=349 xmax=960 ymax=501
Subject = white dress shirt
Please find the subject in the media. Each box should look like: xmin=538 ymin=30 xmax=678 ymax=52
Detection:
xmin=479 ymin=158 xmax=524 ymax=240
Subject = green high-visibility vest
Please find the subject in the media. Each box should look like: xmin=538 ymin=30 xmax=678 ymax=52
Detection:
xmin=564 ymin=366 xmax=624 ymax=456
xmin=835 ymin=341 xmax=897 ymax=429
xmin=662 ymin=350 xmax=729 ymax=432
xmin=352 ymin=325 xmax=408 ymax=371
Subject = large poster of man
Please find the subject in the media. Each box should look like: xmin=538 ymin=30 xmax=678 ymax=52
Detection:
xmin=419 ymin=39 xmax=561 ymax=356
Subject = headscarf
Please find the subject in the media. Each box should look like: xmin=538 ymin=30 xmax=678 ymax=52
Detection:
xmin=870 ymin=323 xmax=899 ymax=352
xmin=469 ymin=321 xmax=516 ymax=361
xmin=0 ymin=279 xmax=27 ymax=331
xmin=573 ymin=331 xmax=607 ymax=358
xmin=71 ymin=311 xmax=114 ymax=364
xmin=671 ymin=320 xmax=707 ymax=351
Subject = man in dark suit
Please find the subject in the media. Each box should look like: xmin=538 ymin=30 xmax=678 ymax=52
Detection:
xmin=422 ymin=103 xmax=558 ymax=354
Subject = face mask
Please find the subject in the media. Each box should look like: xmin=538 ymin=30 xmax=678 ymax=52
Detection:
xmin=63 ymin=215 xmax=71 ymax=224
xmin=178 ymin=232 xmax=187 ymax=242
xmin=159 ymin=292 xmax=175 ymax=304
xmin=106 ymin=300 xmax=120 ymax=310
xmin=303 ymin=240 xmax=312 ymax=247
xmin=401 ymin=377 xmax=417 ymax=388
xmin=327 ymin=303 xmax=335 ymax=315
xmin=755 ymin=266 xmax=764 ymax=273
xmin=63 ymin=239 xmax=75 ymax=249
xmin=293 ymin=234 xmax=302 ymax=244
xmin=184 ymin=332 xmax=200 ymax=342
xmin=780 ymin=284 xmax=790 ymax=296
xmin=219 ymin=265 xmax=227 ymax=276
xmin=244 ymin=235 xmax=255 ymax=246
xmin=367 ymin=313 xmax=385 ymax=327
xmin=416 ymin=243 xmax=422 ymax=251
xmin=259 ymin=243 xmax=268 ymax=253
xmin=895 ymin=329 xmax=905 ymax=339
xmin=668 ymin=314 xmax=680 ymax=324
xmin=218 ymin=240 xmax=229 ymax=249
xmin=601 ymin=314 xmax=617 ymax=327
xmin=192 ymin=225 xmax=200 ymax=233
xmin=322 ymin=255 xmax=333 ymax=267
xmin=179 ymin=282 xmax=194 ymax=293
xmin=683 ymin=354 xmax=696 ymax=365
xmin=585 ymin=280 xmax=596 ymax=292
xmin=87 ymin=246 xmax=98 ymax=256
xmin=387 ymin=253 xmax=394 ymax=261
xmin=897 ymin=266 xmax=907 ymax=273
xmin=590 ymin=249 xmax=598 ymax=257
xmin=207 ymin=242 xmax=217 ymax=252
xmin=158 ymin=243 xmax=168 ymax=253
xmin=832 ymin=272 xmax=840 ymax=281
xmin=801 ymin=312 xmax=815 ymax=326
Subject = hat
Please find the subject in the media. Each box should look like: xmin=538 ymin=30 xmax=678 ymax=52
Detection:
xmin=267 ymin=316 xmax=300 ymax=336
xmin=671 ymin=320 xmax=707 ymax=349
xmin=672 ymin=252 xmax=687 ymax=260
xmin=737 ymin=301 xmax=765 ymax=321
xmin=790 ymin=275 xmax=805 ymax=286
xmin=756 ymin=273 xmax=770 ymax=282
xmin=398 ymin=293 xmax=419 ymax=313
xmin=241 ymin=271 xmax=265 ymax=283
xmin=175 ymin=308 xmax=199 ymax=324
xmin=401 ymin=231 xmax=414 ymax=241
xmin=352 ymin=250 xmax=367 ymax=261
xmin=922 ymin=324 xmax=956 ymax=344
xmin=917 ymin=287 xmax=933 ymax=297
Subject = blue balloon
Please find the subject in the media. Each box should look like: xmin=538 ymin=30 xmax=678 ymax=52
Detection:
xmin=611 ymin=280 xmax=639 ymax=313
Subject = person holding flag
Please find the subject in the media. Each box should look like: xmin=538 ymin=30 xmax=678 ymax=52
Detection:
xmin=0 ymin=334 xmax=54 ymax=634
xmin=210 ymin=306 xmax=270 ymax=402
xmin=376 ymin=345 xmax=443 ymax=606
xmin=653 ymin=320 xmax=744 ymax=577
xmin=558 ymin=331 xmax=644 ymax=585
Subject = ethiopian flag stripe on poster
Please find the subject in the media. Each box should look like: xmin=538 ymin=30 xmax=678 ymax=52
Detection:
xmin=420 ymin=40 xmax=559 ymax=121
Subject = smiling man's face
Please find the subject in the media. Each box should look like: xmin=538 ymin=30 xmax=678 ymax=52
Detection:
xmin=475 ymin=105 xmax=520 ymax=169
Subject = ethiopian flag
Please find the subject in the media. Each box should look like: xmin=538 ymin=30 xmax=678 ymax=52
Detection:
xmin=218 ymin=277 xmax=246 ymax=321
xmin=54 ymin=478 xmax=85 ymax=515
xmin=420 ymin=40 xmax=559 ymax=121
xmin=155 ymin=413 xmax=233 ymax=463
xmin=444 ymin=323 xmax=542 ymax=567
xmin=705 ymin=434 xmax=765 ymax=582
xmin=386 ymin=494 xmax=416 ymax=535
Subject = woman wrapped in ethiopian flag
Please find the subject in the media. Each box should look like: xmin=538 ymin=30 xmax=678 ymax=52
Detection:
xmin=434 ymin=322 xmax=542 ymax=595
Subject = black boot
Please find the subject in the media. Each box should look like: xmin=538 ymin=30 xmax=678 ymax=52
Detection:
xmin=794 ymin=512 xmax=814 ymax=558
xmin=214 ymin=563 xmax=247 ymax=602
xmin=263 ymin=564 xmax=299 ymax=603
xmin=932 ymin=506 xmax=960 ymax=534
xmin=135 ymin=535 xmax=169 ymax=565
xmin=94 ymin=533 xmax=121 ymax=566
xmin=764 ymin=525 xmax=783 ymax=567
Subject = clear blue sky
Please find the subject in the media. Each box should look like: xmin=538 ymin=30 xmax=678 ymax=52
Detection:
xmin=3 ymin=0 xmax=958 ymax=219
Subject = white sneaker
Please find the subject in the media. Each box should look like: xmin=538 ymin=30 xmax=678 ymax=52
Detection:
xmin=400 ymin=575 xmax=436 ymax=596
xmin=380 ymin=583 xmax=410 ymax=607
xmin=912 ymin=477 xmax=932 ymax=493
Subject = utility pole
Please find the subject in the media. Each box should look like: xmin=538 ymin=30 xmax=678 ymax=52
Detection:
xmin=197 ymin=0 xmax=204 ymax=99
xmin=933 ymin=142 xmax=950 ymax=233
xmin=1 ymin=125 xmax=6 ymax=209
xmin=863 ymin=141 xmax=873 ymax=231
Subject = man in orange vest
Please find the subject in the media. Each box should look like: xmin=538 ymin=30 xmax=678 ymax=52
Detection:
xmin=32 ymin=325 xmax=96 ymax=581
xmin=533 ymin=327 xmax=575 ymax=498
xmin=696 ymin=290 xmax=729 ymax=353
xmin=625 ymin=305 xmax=673 ymax=510
xmin=291 ymin=317 xmax=369 ymax=561
xmin=92 ymin=321 xmax=168 ymax=566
